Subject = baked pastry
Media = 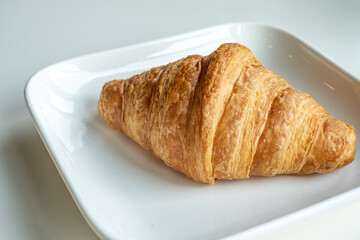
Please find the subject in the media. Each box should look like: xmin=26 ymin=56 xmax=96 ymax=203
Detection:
xmin=98 ymin=43 xmax=356 ymax=184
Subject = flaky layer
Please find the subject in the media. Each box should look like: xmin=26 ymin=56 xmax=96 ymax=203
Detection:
xmin=98 ymin=43 xmax=356 ymax=184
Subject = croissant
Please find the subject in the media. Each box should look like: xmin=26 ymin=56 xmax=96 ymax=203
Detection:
xmin=98 ymin=43 xmax=356 ymax=184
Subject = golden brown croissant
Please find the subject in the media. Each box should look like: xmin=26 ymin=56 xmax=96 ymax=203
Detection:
xmin=98 ymin=43 xmax=356 ymax=184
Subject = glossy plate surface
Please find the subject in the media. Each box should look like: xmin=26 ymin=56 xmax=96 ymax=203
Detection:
xmin=25 ymin=23 xmax=360 ymax=239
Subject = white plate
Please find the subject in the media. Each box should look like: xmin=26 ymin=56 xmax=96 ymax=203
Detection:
xmin=25 ymin=23 xmax=360 ymax=240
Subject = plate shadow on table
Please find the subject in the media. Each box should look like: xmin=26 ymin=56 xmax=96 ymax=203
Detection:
xmin=1 ymin=119 xmax=98 ymax=239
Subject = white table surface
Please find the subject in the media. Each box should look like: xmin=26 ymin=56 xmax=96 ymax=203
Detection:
xmin=1 ymin=0 xmax=359 ymax=239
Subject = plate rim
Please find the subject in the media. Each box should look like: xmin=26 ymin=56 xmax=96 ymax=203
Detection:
xmin=24 ymin=21 xmax=360 ymax=239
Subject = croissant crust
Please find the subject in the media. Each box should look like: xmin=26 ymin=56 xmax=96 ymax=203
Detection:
xmin=98 ymin=43 xmax=356 ymax=184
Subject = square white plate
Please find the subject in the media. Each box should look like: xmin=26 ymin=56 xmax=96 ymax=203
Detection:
xmin=25 ymin=23 xmax=360 ymax=240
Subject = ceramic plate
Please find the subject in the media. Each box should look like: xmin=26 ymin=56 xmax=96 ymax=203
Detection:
xmin=25 ymin=23 xmax=360 ymax=239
